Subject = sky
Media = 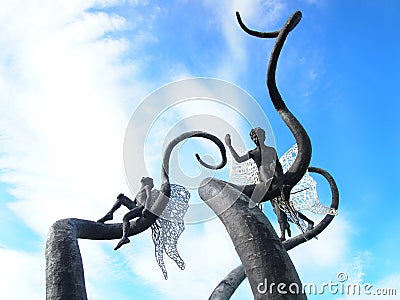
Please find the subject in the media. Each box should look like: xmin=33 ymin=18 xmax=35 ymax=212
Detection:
xmin=0 ymin=0 xmax=400 ymax=299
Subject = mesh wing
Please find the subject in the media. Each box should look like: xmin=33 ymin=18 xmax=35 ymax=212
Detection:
xmin=280 ymin=144 xmax=331 ymax=215
xmin=273 ymin=196 xmax=309 ymax=234
xmin=227 ymin=148 xmax=260 ymax=185
xmin=150 ymin=184 xmax=190 ymax=279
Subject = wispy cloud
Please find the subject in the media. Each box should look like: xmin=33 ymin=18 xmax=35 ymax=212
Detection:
xmin=202 ymin=0 xmax=286 ymax=82
xmin=281 ymin=213 xmax=353 ymax=297
xmin=0 ymin=0 xmax=158 ymax=298
xmin=0 ymin=2 xmax=376 ymax=300
xmin=0 ymin=1 xmax=135 ymax=234
xmin=0 ymin=247 xmax=44 ymax=299
xmin=123 ymin=218 xmax=248 ymax=300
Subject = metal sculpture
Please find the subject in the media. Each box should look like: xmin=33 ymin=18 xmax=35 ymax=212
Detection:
xmin=45 ymin=9 xmax=340 ymax=300
xmin=204 ymin=11 xmax=340 ymax=299
xmin=228 ymin=142 xmax=336 ymax=238
xmin=45 ymin=131 xmax=227 ymax=299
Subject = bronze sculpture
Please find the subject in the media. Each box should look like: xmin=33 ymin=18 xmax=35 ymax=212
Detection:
xmin=45 ymin=10 xmax=340 ymax=300
xmin=204 ymin=11 xmax=339 ymax=299
xmin=97 ymin=177 xmax=156 ymax=250
xmin=226 ymin=127 xmax=314 ymax=240
xmin=226 ymin=127 xmax=291 ymax=240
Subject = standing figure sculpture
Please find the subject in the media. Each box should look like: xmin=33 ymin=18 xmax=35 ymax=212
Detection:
xmin=97 ymin=176 xmax=155 ymax=250
xmin=225 ymin=127 xmax=313 ymax=240
xmin=225 ymin=127 xmax=290 ymax=240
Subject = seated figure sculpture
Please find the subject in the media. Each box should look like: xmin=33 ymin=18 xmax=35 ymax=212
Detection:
xmin=97 ymin=176 xmax=155 ymax=250
xmin=225 ymin=127 xmax=313 ymax=240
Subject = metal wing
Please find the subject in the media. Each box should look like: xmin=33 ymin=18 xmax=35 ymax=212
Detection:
xmin=280 ymin=144 xmax=331 ymax=215
xmin=150 ymin=184 xmax=190 ymax=279
xmin=227 ymin=148 xmax=260 ymax=185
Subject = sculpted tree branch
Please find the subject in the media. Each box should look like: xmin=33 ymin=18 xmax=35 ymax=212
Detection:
xmin=208 ymin=167 xmax=339 ymax=300
xmin=45 ymin=131 xmax=226 ymax=300
xmin=199 ymin=10 xmax=339 ymax=300
xmin=225 ymin=11 xmax=311 ymax=204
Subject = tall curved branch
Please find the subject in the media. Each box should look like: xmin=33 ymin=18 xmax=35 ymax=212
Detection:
xmin=237 ymin=11 xmax=312 ymax=198
xmin=208 ymin=166 xmax=339 ymax=299
xmin=266 ymin=11 xmax=312 ymax=189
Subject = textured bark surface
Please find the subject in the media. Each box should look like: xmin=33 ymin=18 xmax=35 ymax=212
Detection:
xmin=46 ymin=219 xmax=87 ymax=300
xmin=209 ymin=265 xmax=246 ymax=300
xmin=199 ymin=180 xmax=307 ymax=300
xmin=45 ymin=217 xmax=161 ymax=299
xmin=207 ymin=167 xmax=339 ymax=299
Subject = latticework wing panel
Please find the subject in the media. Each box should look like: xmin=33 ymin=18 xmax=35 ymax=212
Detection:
xmin=150 ymin=184 xmax=190 ymax=279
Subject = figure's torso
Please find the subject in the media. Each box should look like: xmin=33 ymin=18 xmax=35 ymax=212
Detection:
xmin=249 ymin=145 xmax=278 ymax=182
xmin=135 ymin=187 xmax=149 ymax=206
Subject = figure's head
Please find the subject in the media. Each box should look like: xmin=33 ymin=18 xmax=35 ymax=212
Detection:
xmin=250 ymin=127 xmax=265 ymax=145
xmin=140 ymin=176 xmax=154 ymax=189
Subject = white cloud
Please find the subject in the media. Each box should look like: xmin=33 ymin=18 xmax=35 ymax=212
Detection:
xmin=340 ymin=251 xmax=372 ymax=284
xmin=0 ymin=247 xmax=44 ymax=299
xmin=202 ymin=0 xmax=286 ymax=82
xmin=123 ymin=218 xmax=248 ymax=300
xmin=317 ymin=248 xmax=399 ymax=300
xmin=289 ymin=215 xmax=351 ymax=271
xmin=0 ymin=0 xmax=157 ymax=298
xmin=0 ymin=0 xmax=150 ymax=235
xmin=285 ymin=215 xmax=399 ymax=299
xmin=0 ymin=2 xmax=369 ymax=300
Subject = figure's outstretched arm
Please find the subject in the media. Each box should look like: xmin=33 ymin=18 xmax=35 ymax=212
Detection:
xmin=225 ymin=134 xmax=250 ymax=163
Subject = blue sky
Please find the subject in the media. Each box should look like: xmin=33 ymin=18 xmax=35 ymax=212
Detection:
xmin=1 ymin=0 xmax=400 ymax=299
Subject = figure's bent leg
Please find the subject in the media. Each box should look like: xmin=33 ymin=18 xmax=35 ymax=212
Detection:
xmin=114 ymin=206 xmax=144 ymax=250
xmin=297 ymin=211 xmax=314 ymax=230
xmin=97 ymin=194 xmax=136 ymax=223
xmin=271 ymin=199 xmax=291 ymax=241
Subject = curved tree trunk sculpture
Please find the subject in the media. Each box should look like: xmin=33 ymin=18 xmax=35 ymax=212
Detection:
xmin=207 ymin=167 xmax=339 ymax=300
xmin=198 ymin=181 xmax=307 ymax=300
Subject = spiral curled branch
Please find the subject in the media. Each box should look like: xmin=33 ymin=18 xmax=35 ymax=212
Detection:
xmin=46 ymin=131 xmax=226 ymax=299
